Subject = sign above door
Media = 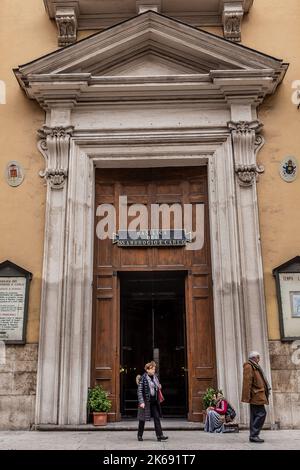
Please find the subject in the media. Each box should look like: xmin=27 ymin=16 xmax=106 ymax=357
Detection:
xmin=113 ymin=229 xmax=192 ymax=247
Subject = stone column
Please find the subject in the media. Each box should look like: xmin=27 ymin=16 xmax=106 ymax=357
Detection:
xmin=35 ymin=125 xmax=73 ymax=424
xmin=228 ymin=120 xmax=275 ymax=423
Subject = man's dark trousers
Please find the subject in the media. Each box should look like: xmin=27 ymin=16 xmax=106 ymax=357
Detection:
xmin=250 ymin=404 xmax=266 ymax=438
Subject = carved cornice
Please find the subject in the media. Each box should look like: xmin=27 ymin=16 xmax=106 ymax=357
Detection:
xmin=37 ymin=126 xmax=74 ymax=189
xmin=15 ymin=11 xmax=288 ymax=109
xmin=228 ymin=120 xmax=265 ymax=187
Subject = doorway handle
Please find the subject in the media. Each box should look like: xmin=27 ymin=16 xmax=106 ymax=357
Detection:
xmin=120 ymin=366 xmax=125 ymax=373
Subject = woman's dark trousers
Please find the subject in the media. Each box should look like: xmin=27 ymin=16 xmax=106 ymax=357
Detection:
xmin=250 ymin=404 xmax=266 ymax=438
xmin=138 ymin=402 xmax=163 ymax=437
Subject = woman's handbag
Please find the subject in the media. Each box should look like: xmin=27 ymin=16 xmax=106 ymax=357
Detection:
xmin=158 ymin=388 xmax=165 ymax=403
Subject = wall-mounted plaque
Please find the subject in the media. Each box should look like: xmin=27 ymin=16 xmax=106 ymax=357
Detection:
xmin=279 ymin=157 xmax=298 ymax=183
xmin=0 ymin=260 xmax=32 ymax=344
xmin=5 ymin=161 xmax=24 ymax=187
xmin=273 ymin=256 xmax=300 ymax=341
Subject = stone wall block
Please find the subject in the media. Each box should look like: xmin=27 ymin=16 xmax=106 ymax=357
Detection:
xmin=12 ymin=372 xmax=37 ymax=396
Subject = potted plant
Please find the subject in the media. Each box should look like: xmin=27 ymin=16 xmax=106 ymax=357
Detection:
xmin=203 ymin=387 xmax=217 ymax=409
xmin=88 ymin=385 xmax=112 ymax=426
xmin=202 ymin=387 xmax=217 ymax=423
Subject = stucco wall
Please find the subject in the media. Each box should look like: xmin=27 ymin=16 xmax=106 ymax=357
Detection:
xmin=0 ymin=0 xmax=56 ymax=343
xmin=242 ymin=0 xmax=300 ymax=341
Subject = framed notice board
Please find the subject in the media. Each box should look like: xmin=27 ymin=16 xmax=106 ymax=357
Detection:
xmin=0 ymin=260 xmax=32 ymax=344
xmin=273 ymin=256 xmax=300 ymax=341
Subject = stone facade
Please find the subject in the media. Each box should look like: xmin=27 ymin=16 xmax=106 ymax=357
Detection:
xmin=0 ymin=344 xmax=37 ymax=429
xmin=1 ymin=0 xmax=300 ymax=430
xmin=270 ymin=341 xmax=300 ymax=429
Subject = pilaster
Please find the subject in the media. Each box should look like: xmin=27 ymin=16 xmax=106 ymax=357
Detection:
xmin=228 ymin=118 xmax=275 ymax=424
xmin=35 ymin=125 xmax=73 ymax=424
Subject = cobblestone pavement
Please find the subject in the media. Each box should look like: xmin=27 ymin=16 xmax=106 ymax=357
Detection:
xmin=0 ymin=430 xmax=300 ymax=450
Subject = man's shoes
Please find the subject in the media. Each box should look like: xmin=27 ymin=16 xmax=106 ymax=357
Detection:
xmin=249 ymin=436 xmax=264 ymax=443
xmin=157 ymin=435 xmax=168 ymax=441
xmin=137 ymin=436 xmax=143 ymax=441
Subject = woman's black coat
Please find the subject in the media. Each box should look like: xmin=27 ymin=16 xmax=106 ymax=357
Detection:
xmin=137 ymin=373 xmax=162 ymax=422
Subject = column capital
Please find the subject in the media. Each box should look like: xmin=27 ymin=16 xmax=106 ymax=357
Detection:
xmin=228 ymin=120 xmax=263 ymax=134
xmin=37 ymin=125 xmax=74 ymax=190
xmin=228 ymin=120 xmax=265 ymax=187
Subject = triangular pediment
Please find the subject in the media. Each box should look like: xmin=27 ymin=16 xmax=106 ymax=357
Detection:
xmin=101 ymin=52 xmax=204 ymax=76
xmin=16 ymin=11 xmax=286 ymax=76
xmin=15 ymin=11 xmax=287 ymax=105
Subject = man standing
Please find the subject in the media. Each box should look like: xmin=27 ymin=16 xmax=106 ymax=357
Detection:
xmin=242 ymin=351 xmax=271 ymax=443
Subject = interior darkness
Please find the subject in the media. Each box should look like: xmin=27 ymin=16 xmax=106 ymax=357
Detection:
xmin=120 ymin=271 xmax=187 ymax=418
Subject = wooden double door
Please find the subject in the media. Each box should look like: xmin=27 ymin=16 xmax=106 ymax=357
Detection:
xmin=92 ymin=167 xmax=216 ymax=421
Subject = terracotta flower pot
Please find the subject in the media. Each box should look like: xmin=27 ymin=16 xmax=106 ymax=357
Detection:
xmin=93 ymin=412 xmax=108 ymax=426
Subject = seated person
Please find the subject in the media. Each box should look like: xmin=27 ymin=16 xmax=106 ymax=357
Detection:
xmin=204 ymin=391 xmax=228 ymax=433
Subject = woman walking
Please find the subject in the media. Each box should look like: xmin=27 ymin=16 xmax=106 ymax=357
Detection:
xmin=137 ymin=361 xmax=168 ymax=442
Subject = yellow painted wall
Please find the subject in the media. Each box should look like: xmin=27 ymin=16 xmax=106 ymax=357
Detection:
xmin=0 ymin=0 xmax=57 ymax=342
xmin=0 ymin=1 xmax=299 ymax=342
xmin=192 ymin=1 xmax=300 ymax=341
xmin=241 ymin=0 xmax=300 ymax=339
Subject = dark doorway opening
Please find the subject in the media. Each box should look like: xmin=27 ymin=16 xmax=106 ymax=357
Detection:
xmin=120 ymin=271 xmax=187 ymax=419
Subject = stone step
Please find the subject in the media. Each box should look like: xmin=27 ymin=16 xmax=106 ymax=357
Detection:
xmin=33 ymin=420 xmax=203 ymax=431
xmin=33 ymin=420 xmax=250 ymax=432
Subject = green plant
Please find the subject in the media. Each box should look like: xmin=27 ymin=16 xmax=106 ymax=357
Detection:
xmin=203 ymin=388 xmax=225 ymax=409
xmin=203 ymin=387 xmax=217 ymax=409
xmin=88 ymin=386 xmax=112 ymax=413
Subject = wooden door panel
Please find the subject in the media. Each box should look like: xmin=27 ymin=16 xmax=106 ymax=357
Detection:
xmin=120 ymin=248 xmax=150 ymax=267
xmin=93 ymin=273 xmax=119 ymax=421
xmin=155 ymin=247 xmax=185 ymax=267
xmin=96 ymin=238 xmax=114 ymax=268
xmin=186 ymin=272 xmax=216 ymax=421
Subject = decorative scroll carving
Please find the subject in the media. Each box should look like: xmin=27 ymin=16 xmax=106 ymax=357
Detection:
xmin=228 ymin=120 xmax=265 ymax=187
xmin=37 ymin=126 xmax=74 ymax=190
xmin=55 ymin=8 xmax=77 ymax=46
